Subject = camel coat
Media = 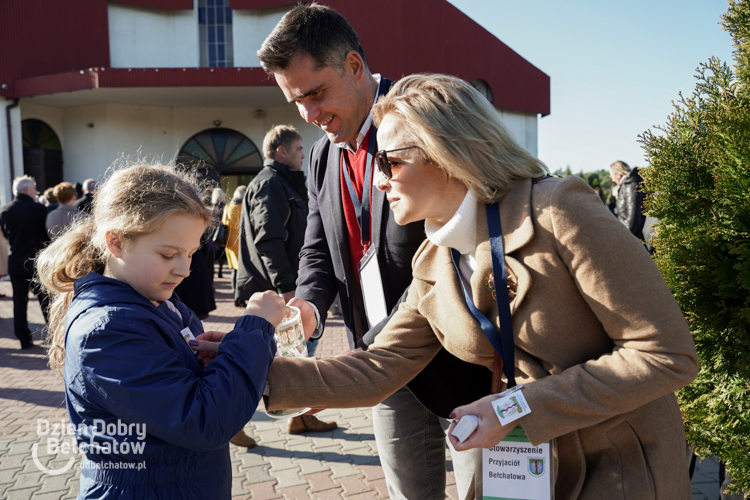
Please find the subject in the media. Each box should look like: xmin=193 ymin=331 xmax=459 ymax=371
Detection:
xmin=266 ymin=175 xmax=699 ymax=499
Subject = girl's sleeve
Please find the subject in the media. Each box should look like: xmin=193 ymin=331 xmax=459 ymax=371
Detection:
xmin=77 ymin=313 xmax=276 ymax=451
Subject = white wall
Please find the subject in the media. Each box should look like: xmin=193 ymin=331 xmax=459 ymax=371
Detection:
xmin=497 ymin=109 xmax=539 ymax=158
xmin=22 ymin=102 xmax=321 ymax=184
xmin=62 ymin=104 xmax=110 ymax=184
xmin=0 ymin=99 xmax=24 ymax=205
xmin=108 ymin=1 xmax=199 ymax=68
xmin=233 ymin=8 xmax=289 ymax=68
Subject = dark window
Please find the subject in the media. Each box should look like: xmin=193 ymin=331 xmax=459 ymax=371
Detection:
xmin=198 ymin=0 xmax=233 ymax=67
xmin=177 ymin=128 xmax=262 ymax=186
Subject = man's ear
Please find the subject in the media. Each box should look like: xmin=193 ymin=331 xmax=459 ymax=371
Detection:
xmin=345 ymin=50 xmax=366 ymax=82
xmin=275 ymin=144 xmax=287 ymax=161
xmin=105 ymin=231 xmax=125 ymax=258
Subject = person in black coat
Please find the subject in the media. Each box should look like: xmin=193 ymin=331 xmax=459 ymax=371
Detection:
xmin=75 ymin=178 xmax=97 ymax=214
xmin=0 ymin=176 xmax=51 ymax=348
xmin=610 ymin=160 xmax=646 ymax=240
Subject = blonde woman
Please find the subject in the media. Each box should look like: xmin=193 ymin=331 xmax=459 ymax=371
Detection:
xmin=241 ymin=75 xmax=699 ymax=499
xmin=222 ymin=185 xmax=246 ymax=296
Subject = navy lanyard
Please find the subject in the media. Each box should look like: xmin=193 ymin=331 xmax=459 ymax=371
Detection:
xmin=450 ymin=202 xmax=517 ymax=388
xmin=341 ymin=123 xmax=377 ymax=246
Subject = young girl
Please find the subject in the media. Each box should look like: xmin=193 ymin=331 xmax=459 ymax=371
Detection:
xmin=36 ymin=164 xmax=286 ymax=499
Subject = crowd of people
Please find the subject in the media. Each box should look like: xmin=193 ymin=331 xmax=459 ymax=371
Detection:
xmin=0 ymin=4 xmax=699 ymax=500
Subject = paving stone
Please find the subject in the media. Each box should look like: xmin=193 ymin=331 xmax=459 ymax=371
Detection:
xmin=272 ymin=467 xmax=307 ymax=489
xmin=246 ymin=479 xmax=282 ymax=499
xmin=348 ymin=452 xmax=380 ymax=466
xmin=6 ymin=486 xmax=43 ymax=500
xmin=285 ymin=440 xmax=315 ymax=454
xmin=33 ymin=474 xmax=70 ymax=494
xmin=310 ymin=487 xmax=344 ymax=500
xmin=445 ymin=481 xmax=459 ymax=500
xmin=355 ymin=461 xmax=384 ymax=481
xmin=262 ymin=447 xmax=294 ymax=459
xmin=6 ymin=440 xmax=35 ymax=455
xmin=31 ymin=491 xmax=70 ymax=500
xmin=366 ymin=477 xmax=389 ymax=499
xmin=9 ymin=470 xmax=44 ymax=490
xmin=230 ymin=476 xmax=247 ymax=496
xmin=243 ymin=465 xmax=274 ymax=485
xmin=278 ymin=483 xmax=312 ymax=499
xmin=296 ymin=457 xmax=329 ymax=476
xmin=239 ymin=451 xmax=268 ymax=468
xmin=255 ymin=429 xmax=285 ymax=445
xmin=312 ymin=444 xmax=342 ymax=456
xmin=268 ymin=455 xmax=301 ymax=473
xmin=304 ymin=470 xmax=337 ymax=493
xmin=328 ymin=462 xmax=359 ymax=479
xmin=316 ymin=450 xmax=350 ymax=465
xmin=334 ymin=474 xmax=372 ymax=496
xmin=338 ymin=440 xmax=370 ymax=454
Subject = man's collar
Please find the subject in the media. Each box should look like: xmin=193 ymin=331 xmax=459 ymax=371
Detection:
xmin=335 ymin=73 xmax=383 ymax=153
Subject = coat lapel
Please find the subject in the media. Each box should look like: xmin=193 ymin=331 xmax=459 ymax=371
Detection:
xmin=322 ymin=144 xmax=351 ymax=275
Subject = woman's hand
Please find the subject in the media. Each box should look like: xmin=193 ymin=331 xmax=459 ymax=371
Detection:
xmin=287 ymin=297 xmax=317 ymax=340
xmin=448 ymin=394 xmax=517 ymax=451
xmin=192 ymin=330 xmax=226 ymax=367
xmin=244 ymin=290 xmax=289 ymax=327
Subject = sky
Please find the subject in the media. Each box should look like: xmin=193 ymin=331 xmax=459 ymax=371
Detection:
xmin=448 ymin=0 xmax=736 ymax=173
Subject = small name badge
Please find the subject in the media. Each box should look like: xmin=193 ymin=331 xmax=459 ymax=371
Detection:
xmin=180 ymin=327 xmax=198 ymax=354
xmin=492 ymin=385 xmax=531 ymax=426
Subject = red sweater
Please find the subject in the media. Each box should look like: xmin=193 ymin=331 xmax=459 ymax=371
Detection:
xmin=340 ymin=130 xmax=374 ymax=283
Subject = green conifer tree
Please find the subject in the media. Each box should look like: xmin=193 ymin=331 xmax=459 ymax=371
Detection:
xmin=640 ymin=0 xmax=750 ymax=492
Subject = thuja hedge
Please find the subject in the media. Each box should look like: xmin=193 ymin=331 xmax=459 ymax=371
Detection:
xmin=640 ymin=0 xmax=750 ymax=492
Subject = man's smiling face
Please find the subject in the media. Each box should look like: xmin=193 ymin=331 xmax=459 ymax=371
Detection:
xmin=275 ymin=52 xmax=370 ymax=147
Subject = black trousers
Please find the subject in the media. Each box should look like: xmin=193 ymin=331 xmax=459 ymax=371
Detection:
xmin=10 ymin=275 xmax=50 ymax=346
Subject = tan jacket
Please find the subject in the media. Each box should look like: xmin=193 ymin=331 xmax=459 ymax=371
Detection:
xmin=267 ymin=176 xmax=699 ymax=499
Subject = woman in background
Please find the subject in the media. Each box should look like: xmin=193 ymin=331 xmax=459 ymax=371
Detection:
xmin=222 ymin=185 xmax=246 ymax=303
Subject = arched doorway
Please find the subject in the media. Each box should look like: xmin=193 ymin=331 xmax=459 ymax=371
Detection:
xmin=22 ymin=119 xmax=63 ymax=192
xmin=176 ymin=128 xmax=263 ymax=198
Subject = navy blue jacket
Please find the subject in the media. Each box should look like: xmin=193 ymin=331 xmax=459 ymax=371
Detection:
xmin=64 ymin=273 xmax=275 ymax=499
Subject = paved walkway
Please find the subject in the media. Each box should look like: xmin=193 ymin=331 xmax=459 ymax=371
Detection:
xmin=0 ymin=275 xmax=725 ymax=499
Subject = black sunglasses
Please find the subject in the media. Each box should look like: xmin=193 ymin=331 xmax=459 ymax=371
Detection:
xmin=374 ymin=146 xmax=419 ymax=180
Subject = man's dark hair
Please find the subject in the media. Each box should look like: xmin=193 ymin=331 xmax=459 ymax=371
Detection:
xmin=257 ymin=3 xmax=366 ymax=73
xmin=263 ymin=125 xmax=302 ymax=159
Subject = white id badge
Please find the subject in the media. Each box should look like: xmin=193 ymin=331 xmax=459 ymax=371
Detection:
xmin=358 ymin=244 xmax=388 ymax=328
xmin=481 ymin=425 xmax=554 ymax=500
xmin=180 ymin=327 xmax=198 ymax=354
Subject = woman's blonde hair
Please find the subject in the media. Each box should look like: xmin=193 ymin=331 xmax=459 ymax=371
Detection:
xmin=36 ymin=163 xmax=214 ymax=373
xmin=373 ymin=74 xmax=548 ymax=203
xmin=609 ymin=160 xmax=631 ymax=177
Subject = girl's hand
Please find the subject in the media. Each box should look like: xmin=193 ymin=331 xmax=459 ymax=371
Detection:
xmin=287 ymin=298 xmax=317 ymax=340
xmin=447 ymin=394 xmax=517 ymax=451
xmin=244 ymin=290 xmax=289 ymax=327
xmin=192 ymin=330 xmax=226 ymax=367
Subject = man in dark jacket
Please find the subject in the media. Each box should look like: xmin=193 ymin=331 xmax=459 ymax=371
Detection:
xmin=74 ymin=178 xmax=97 ymax=214
xmin=234 ymin=125 xmax=336 ymax=442
xmin=0 ymin=176 xmax=51 ymax=348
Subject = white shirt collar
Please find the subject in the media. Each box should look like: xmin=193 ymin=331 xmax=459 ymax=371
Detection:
xmin=335 ymin=73 xmax=382 ymax=153
xmin=425 ymin=188 xmax=478 ymax=255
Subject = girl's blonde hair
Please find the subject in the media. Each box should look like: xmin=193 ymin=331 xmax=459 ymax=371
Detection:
xmin=36 ymin=164 xmax=214 ymax=373
xmin=373 ymin=74 xmax=548 ymax=203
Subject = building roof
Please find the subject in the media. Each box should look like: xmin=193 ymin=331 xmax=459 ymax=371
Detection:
xmin=0 ymin=0 xmax=549 ymax=115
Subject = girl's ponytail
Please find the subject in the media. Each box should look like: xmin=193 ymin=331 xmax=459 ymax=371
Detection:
xmin=36 ymin=216 xmax=103 ymax=373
